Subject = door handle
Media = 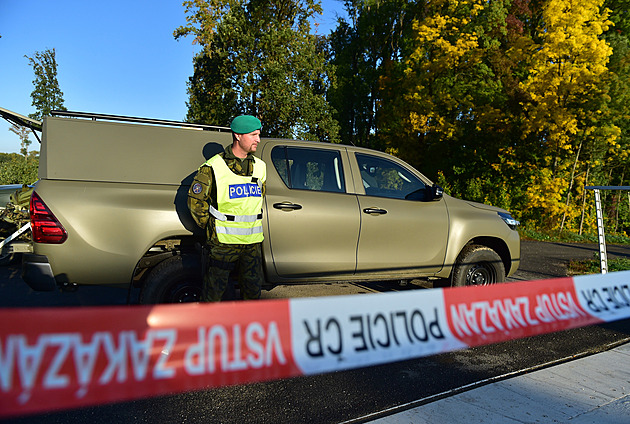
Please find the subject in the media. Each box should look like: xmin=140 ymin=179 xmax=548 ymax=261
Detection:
xmin=363 ymin=208 xmax=387 ymax=215
xmin=273 ymin=202 xmax=303 ymax=211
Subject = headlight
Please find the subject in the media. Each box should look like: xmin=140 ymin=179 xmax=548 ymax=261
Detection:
xmin=498 ymin=212 xmax=519 ymax=230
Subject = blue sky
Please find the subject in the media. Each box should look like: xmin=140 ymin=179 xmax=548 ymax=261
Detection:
xmin=0 ymin=0 xmax=346 ymax=154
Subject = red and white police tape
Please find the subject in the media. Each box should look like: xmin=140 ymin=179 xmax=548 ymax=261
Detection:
xmin=1 ymin=271 xmax=630 ymax=418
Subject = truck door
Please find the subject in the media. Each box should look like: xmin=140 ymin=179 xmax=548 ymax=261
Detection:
xmin=262 ymin=144 xmax=360 ymax=278
xmin=353 ymin=152 xmax=449 ymax=275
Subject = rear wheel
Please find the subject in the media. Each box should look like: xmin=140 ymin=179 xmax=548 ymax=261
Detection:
xmin=451 ymin=245 xmax=505 ymax=287
xmin=140 ymin=254 xmax=202 ymax=304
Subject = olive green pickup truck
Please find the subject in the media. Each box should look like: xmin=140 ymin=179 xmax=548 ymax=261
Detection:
xmin=1 ymin=108 xmax=520 ymax=303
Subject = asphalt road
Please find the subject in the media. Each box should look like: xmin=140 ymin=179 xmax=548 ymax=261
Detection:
xmin=2 ymin=240 xmax=630 ymax=423
xmin=509 ymin=239 xmax=630 ymax=282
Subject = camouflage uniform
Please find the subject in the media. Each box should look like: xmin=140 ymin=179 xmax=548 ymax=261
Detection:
xmin=187 ymin=145 xmax=266 ymax=301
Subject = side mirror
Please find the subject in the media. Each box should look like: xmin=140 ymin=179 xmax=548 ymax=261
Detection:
xmin=405 ymin=184 xmax=444 ymax=201
xmin=431 ymin=184 xmax=444 ymax=201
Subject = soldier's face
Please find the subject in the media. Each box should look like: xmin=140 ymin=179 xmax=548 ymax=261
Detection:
xmin=235 ymin=130 xmax=261 ymax=156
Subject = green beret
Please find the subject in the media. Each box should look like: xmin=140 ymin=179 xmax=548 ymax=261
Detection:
xmin=230 ymin=115 xmax=261 ymax=134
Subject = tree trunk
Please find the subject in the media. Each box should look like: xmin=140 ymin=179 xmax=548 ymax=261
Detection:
xmin=560 ymin=137 xmax=584 ymax=231
xmin=579 ymin=166 xmax=590 ymax=236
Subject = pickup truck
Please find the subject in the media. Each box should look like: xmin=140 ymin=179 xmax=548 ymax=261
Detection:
xmin=1 ymin=108 xmax=520 ymax=303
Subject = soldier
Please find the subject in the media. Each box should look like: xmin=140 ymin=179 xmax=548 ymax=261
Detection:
xmin=187 ymin=115 xmax=266 ymax=301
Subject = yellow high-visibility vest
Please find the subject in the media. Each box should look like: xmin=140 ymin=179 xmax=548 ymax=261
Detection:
xmin=205 ymin=154 xmax=266 ymax=244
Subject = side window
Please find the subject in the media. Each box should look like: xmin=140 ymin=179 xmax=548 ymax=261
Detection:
xmin=356 ymin=153 xmax=426 ymax=200
xmin=271 ymin=146 xmax=345 ymax=193
xmin=271 ymin=147 xmax=290 ymax=187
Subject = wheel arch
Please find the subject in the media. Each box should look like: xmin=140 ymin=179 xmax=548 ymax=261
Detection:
xmin=460 ymin=236 xmax=513 ymax=276
xmin=441 ymin=236 xmax=513 ymax=280
xmin=138 ymin=252 xmax=203 ymax=304
xmin=132 ymin=235 xmax=202 ymax=290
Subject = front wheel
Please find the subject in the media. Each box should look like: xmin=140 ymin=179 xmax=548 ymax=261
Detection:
xmin=451 ymin=245 xmax=505 ymax=287
xmin=140 ymin=254 xmax=202 ymax=304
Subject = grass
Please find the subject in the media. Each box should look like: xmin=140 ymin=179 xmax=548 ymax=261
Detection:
xmin=568 ymin=257 xmax=630 ymax=275
xmin=519 ymin=226 xmax=630 ymax=245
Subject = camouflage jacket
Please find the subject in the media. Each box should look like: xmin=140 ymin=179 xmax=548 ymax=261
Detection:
xmin=187 ymin=145 xmax=266 ymax=244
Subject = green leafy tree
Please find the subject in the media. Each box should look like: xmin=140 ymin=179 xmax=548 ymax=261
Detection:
xmin=387 ymin=0 xmax=492 ymax=167
xmin=594 ymin=0 xmax=630 ymax=234
xmin=25 ymin=48 xmax=66 ymax=120
xmin=176 ymin=0 xmax=339 ymax=141
xmin=379 ymin=0 xmax=520 ymax=184
xmin=8 ymin=125 xmax=32 ymax=158
xmin=328 ymin=0 xmax=419 ymax=149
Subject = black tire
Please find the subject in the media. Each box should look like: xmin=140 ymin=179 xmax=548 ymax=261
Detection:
xmin=451 ymin=245 xmax=505 ymax=287
xmin=140 ymin=254 xmax=202 ymax=304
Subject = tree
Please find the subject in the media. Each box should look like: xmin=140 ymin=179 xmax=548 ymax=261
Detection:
xmin=25 ymin=48 xmax=66 ymax=120
xmin=328 ymin=0 xmax=419 ymax=149
xmin=8 ymin=125 xmax=32 ymax=158
xmin=175 ymin=0 xmax=339 ymax=141
xmin=519 ymin=0 xmax=617 ymax=229
xmin=596 ymin=0 xmax=630 ymax=233
xmin=379 ymin=0 xmax=519 ymax=182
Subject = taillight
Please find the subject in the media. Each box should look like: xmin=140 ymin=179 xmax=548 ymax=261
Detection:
xmin=30 ymin=192 xmax=68 ymax=244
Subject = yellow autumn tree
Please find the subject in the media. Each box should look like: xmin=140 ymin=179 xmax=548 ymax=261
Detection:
xmin=377 ymin=0 xmax=488 ymax=168
xmin=520 ymin=0 xmax=618 ymax=229
xmin=405 ymin=0 xmax=484 ymax=139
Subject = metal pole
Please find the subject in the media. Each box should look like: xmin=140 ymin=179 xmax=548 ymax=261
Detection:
xmin=593 ymin=189 xmax=608 ymax=274
xmin=0 ymin=223 xmax=31 ymax=250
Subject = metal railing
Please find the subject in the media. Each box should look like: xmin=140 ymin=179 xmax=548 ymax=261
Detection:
xmin=584 ymin=186 xmax=630 ymax=273
xmin=50 ymin=110 xmax=231 ymax=132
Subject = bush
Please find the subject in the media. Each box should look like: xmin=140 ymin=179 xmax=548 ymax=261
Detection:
xmin=0 ymin=156 xmax=39 ymax=185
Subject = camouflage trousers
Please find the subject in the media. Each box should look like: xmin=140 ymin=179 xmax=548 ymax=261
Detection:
xmin=202 ymin=242 xmax=263 ymax=302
